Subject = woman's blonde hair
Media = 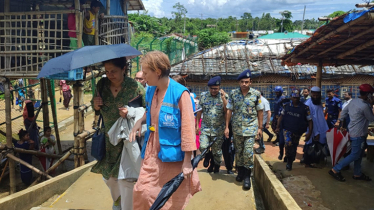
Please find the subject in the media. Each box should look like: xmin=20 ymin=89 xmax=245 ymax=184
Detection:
xmin=140 ymin=51 xmax=171 ymax=78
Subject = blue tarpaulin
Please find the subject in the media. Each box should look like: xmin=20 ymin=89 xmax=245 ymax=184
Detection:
xmin=344 ymin=8 xmax=374 ymax=23
xmin=100 ymin=0 xmax=124 ymax=16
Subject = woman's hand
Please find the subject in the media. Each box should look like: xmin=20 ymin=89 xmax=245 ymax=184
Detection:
xmin=182 ymin=152 xmax=193 ymax=179
xmin=93 ymin=96 xmax=103 ymax=111
xmin=129 ymin=120 xmax=142 ymax=142
xmin=119 ymin=107 xmax=128 ymax=118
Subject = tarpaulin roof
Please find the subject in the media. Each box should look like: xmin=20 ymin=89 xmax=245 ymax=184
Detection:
xmin=259 ymin=32 xmax=310 ymax=40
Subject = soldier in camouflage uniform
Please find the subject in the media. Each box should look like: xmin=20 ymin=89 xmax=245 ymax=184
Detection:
xmin=196 ymin=76 xmax=228 ymax=173
xmin=225 ymin=69 xmax=263 ymax=190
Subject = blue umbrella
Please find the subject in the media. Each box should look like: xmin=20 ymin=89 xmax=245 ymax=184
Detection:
xmin=37 ymin=44 xmax=141 ymax=79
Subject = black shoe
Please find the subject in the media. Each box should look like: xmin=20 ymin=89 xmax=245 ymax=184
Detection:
xmin=236 ymin=166 xmax=244 ymax=182
xmin=300 ymin=158 xmax=305 ymax=164
xmin=286 ymin=162 xmax=292 ymax=171
xmin=278 ymin=153 xmax=283 ymax=161
xmin=267 ymin=134 xmax=274 ymax=142
xmin=227 ymin=169 xmax=234 ymax=174
xmin=272 ymin=140 xmax=279 ymax=144
xmin=203 ymin=151 xmax=212 ymax=168
xmin=207 ymin=157 xmax=215 ymax=173
xmin=214 ymin=164 xmax=220 ymax=174
xmin=243 ymin=168 xmax=252 ymax=190
xmin=275 ymin=142 xmax=279 ymax=146
xmin=255 ymin=147 xmax=265 ymax=154
xmin=329 ymin=170 xmax=346 ymax=182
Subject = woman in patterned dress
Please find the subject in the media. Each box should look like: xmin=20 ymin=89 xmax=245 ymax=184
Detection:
xmin=92 ymin=57 xmax=146 ymax=210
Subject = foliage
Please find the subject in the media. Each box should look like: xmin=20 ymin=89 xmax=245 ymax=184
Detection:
xmin=197 ymin=28 xmax=230 ymax=49
xmin=328 ymin=11 xmax=346 ymax=18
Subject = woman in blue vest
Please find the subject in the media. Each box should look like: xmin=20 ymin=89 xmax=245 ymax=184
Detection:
xmin=130 ymin=51 xmax=201 ymax=209
xmin=275 ymin=90 xmax=313 ymax=171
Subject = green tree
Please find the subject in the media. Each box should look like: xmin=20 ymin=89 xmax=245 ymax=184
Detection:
xmin=328 ymin=11 xmax=346 ymax=18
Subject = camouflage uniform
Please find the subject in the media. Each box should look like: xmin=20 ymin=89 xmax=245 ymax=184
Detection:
xmin=198 ymin=91 xmax=227 ymax=165
xmin=227 ymin=87 xmax=263 ymax=169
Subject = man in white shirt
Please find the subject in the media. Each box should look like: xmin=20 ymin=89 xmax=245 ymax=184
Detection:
xmin=255 ymin=92 xmax=272 ymax=154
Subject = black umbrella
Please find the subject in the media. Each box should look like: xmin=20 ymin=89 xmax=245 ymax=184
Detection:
xmin=149 ymin=138 xmax=217 ymax=210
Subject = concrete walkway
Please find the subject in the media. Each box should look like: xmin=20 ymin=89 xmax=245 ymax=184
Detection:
xmin=37 ymin=169 xmax=257 ymax=210
xmin=35 ymin=113 xmax=260 ymax=209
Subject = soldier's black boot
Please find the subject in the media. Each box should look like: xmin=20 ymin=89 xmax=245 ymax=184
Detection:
xmin=243 ymin=168 xmax=252 ymax=190
xmin=286 ymin=160 xmax=293 ymax=171
xmin=236 ymin=166 xmax=244 ymax=182
xmin=207 ymin=157 xmax=215 ymax=173
xmin=213 ymin=163 xmax=220 ymax=174
xmin=203 ymin=151 xmax=212 ymax=168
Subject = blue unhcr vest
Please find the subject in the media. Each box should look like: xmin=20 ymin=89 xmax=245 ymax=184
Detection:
xmin=282 ymin=103 xmax=308 ymax=135
xmin=141 ymin=78 xmax=188 ymax=162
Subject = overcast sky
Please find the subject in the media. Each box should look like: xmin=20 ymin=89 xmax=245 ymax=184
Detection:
xmin=138 ymin=0 xmax=358 ymax=20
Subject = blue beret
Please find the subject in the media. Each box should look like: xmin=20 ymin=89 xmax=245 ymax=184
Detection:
xmin=237 ymin=69 xmax=251 ymax=81
xmin=207 ymin=76 xmax=221 ymax=86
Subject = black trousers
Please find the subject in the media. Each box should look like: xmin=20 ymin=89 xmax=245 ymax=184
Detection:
xmin=284 ymin=132 xmax=301 ymax=162
xmin=222 ymin=123 xmax=235 ymax=170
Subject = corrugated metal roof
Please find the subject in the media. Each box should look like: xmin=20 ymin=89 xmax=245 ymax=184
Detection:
xmin=259 ymin=32 xmax=310 ymax=40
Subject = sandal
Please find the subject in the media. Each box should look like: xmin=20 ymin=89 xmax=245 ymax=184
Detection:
xmin=353 ymin=173 xmax=372 ymax=181
xmin=329 ymin=170 xmax=346 ymax=182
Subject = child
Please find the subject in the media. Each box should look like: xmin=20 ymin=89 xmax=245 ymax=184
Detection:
xmin=83 ymin=0 xmax=101 ymax=46
xmin=39 ymin=126 xmax=56 ymax=171
xmin=13 ymin=129 xmax=34 ymax=185
xmin=18 ymin=84 xmax=25 ymax=112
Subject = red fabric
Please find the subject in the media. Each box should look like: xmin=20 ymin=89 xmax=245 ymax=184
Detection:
xmin=359 ymin=84 xmax=374 ymax=93
xmin=60 ymin=80 xmax=70 ymax=92
xmin=68 ymin=8 xmax=76 ymax=38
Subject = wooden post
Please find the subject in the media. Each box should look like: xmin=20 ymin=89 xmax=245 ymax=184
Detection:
xmin=74 ymin=0 xmax=83 ymax=49
xmin=78 ymin=84 xmax=85 ymax=166
xmin=73 ymin=82 xmax=80 ymax=168
xmin=316 ymin=59 xmax=322 ymax=88
xmin=95 ymin=14 xmax=99 ymax=45
xmin=122 ymin=0 xmax=129 ymax=43
xmin=6 ymin=153 xmax=53 ymax=179
xmin=40 ymin=79 xmax=50 ymax=128
xmin=30 ymin=149 xmax=73 ymax=187
xmin=3 ymin=78 xmax=16 ymax=194
xmin=46 ymin=80 xmax=62 ymax=154
xmin=106 ymin=0 xmax=111 ymax=15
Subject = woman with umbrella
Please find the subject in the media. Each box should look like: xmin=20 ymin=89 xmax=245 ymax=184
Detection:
xmin=130 ymin=51 xmax=201 ymax=209
xmin=92 ymin=57 xmax=146 ymax=210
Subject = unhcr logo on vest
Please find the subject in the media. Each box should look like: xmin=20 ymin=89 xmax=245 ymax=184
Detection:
xmin=286 ymin=111 xmax=300 ymax=118
xmin=162 ymin=113 xmax=175 ymax=127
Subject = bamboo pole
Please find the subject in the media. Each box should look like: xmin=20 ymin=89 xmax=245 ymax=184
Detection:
xmin=6 ymin=153 xmax=52 ymax=179
xmin=106 ymin=0 xmax=111 ymax=15
xmin=284 ymin=12 xmax=370 ymax=62
xmin=73 ymin=83 xmax=80 ymax=168
xmin=95 ymin=14 xmax=99 ymax=45
xmin=40 ymin=79 xmax=50 ymax=128
xmin=0 ymin=146 xmax=63 ymax=159
xmin=0 ymin=160 xmax=9 ymax=183
xmin=336 ymin=38 xmax=374 ymax=59
xmin=3 ymin=77 xmax=16 ymax=194
xmin=1 ymin=10 xmax=77 ymax=16
xmin=311 ymin=27 xmax=374 ymax=58
xmin=47 ymin=80 xmax=62 ymax=154
xmin=78 ymin=84 xmax=85 ymax=166
xmin=316 ymin=59 xmax=322 ymax=88
xmin=74 ymin=0 xmax=82 ymax=49
xmin=29 ymin=149 xmax=73 ymax=187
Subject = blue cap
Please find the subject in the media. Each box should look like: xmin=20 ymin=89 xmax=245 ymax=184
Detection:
xmin=274 ymin=86 xmax=283 ymax=93
xmin=237 ymin=69 xmax=251 ymax=81
xmin=207 ymin=76 xmax=221 ymax=86
xmin=291 ymin=89 xmax=300 ymax=98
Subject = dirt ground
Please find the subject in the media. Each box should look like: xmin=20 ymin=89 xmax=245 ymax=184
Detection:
xmin=258 ymin=132 xmax=374 ymax=210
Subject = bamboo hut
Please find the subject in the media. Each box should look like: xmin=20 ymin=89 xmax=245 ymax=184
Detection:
xmin=0 ymin=0 xmax=145 ymax=194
